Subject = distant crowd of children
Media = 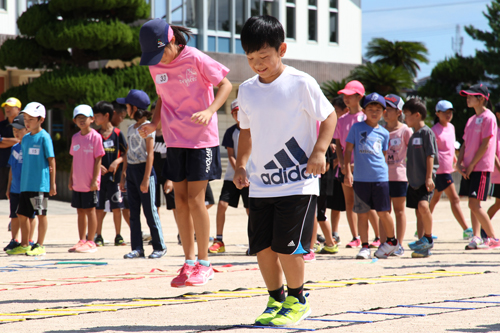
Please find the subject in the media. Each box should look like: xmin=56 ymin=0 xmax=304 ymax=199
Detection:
xmin=2 ymin=14 xmax=500 ymax=328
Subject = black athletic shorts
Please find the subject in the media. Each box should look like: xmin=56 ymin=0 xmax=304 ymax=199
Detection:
xmin=491 ymin=183 xmax=500 ymax=199
xmin=389 ymin=181 xmax=408 ymax=198
xmin=17 ymin=191 xmax=49 ymax=217
xmin=353 ymin=181 xmax=391 ymax=213
xmin=71 ymin=190 xmax=99 ymax=209
xmin=219 ymin=180 xmax=249 ymax=208
xmin=406 ymin=185 xmax=431 ymax=209
xmin=164 ymin=147 xmax=222 ymax=182
xmin=435 ymin=173 xmax=454 ymax=192
xmin=97 ymin=178 xmax=123 ymax=210
xmin=248 ymin=195 xmax=316 ymax=255
xmin=459 ymin=172 xmax=490 ymax=201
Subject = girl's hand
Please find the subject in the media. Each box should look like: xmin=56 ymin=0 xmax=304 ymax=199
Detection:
xmin=68 ymin=179 xmax=73 ymax=191
xmin=108 ymin=161 xmax=118 ymax=174
xmin=191 ymin=110 xmax=213 ymax=126
xmin=100 ymin=165 xmax=108 ymax=174
xmin=138 ymin=123 xmax=156 ymax=138
xmin=164 ymin=180 xmax=173 ymax=194
xmin=345 ymin=172 xmax=353 ymax=187
xmin=90 ymin=181 xmax=98 ymax=192
xmin=465 ymin=164 xmax=474 ymax=178
xmin=233 ymin=168 xmax=250 ymax=189
xmin=140 ymin=178 xmax=149 ymax=193
xmin=6 ymin=188 xmax=9 ymax=200
xmin=119 ymin=178 xmax=126 ymax=192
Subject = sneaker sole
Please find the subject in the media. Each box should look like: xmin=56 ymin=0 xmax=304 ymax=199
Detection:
xmin=76 ymin=248 xmax=98 ymax=253
xmin=270 ymin=308 xmax=312 ymax=327
xmin=208 ymin=249 xmax=225 ymax=254
xmin=411 ymin=251 xmax=432 ymax=258
xmin=185 ymin=274 xmax=214 ymax=287
xmin=355 ymin=255 xmax=371 ymax=259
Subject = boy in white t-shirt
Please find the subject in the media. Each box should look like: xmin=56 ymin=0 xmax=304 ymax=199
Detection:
xmin=234 ymin=16 xmax=337 ymax=327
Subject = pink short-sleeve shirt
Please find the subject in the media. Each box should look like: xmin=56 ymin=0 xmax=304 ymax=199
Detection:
xmin=385 ymin=124 xmax=412 ymax=181
xmin=70 ymin=129 xmax=105 ymax=192
xmin=149 ymin=46 xmax=230 ymax=148
xmin=463 ymin=109 xmax=498 ymax=172
xmin=490 ymin=127 xmax=500 ymax=184
xmin=333 ymin=111 xmax=366 ymax=165
xmin=432 ymin=122 xmax=456 ymax=174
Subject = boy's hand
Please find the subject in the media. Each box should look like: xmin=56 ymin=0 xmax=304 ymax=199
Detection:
xmin=330 ymin=143 xmax=336 ymax=153
xmin=164 ymin=180 xmax=173 ymax=194
xmin=191 ymin=110 xmax=213 ymax=126
xmin=345 ymin=172 xmax=353 ymax=187
xmin=49 ymin=184 xmax=57 ymax=196
xmin=425 ymin=178 xmax=435 ymax=192
xmin=108 ymin=161 xmax=119 ymax=174
xmin=233 ymin=167 xmax=250 ymax=189
xmin=140 ymin=178 xmax=149 ymax=193
xmin=119 ymin=177 xmax=126 ymax=192
xmin=100 ymin=165 xmax=108 ymax=174
xmin=138 ymin=123 xmax=156 ymax=138
xmin=90 ymin=181 xmax=98 ymax=192
xmin=306 ymin=151 xmax=326 ymax=176
xmin=5 ymin=189 xmax=9 ymax=200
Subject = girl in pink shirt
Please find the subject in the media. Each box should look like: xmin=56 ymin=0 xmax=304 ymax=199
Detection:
xmin=429 ymin=101 xmax=471 ymax=239
xmin=138 ymin=19 xmax=232 ymax=286
xmin=382 ymin=94 xmax=412 ymax=256
xmin=487 ymin=107 xmax=500 ymax=225
xmin=457 ymin=84 xmax=500 ymax=249
xmin=333 ymin=80 xmax=380 ymax=249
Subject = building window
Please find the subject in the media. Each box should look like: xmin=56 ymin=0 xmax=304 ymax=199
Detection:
xmin=0 ymin=0 xmax=5 ymax=10
xmin=218 ymin=37 xmax=230 ymax=53
xmin=171 ymin=0 xmax=199 ymax=28
xmin=208 ymin=0 xmax=216 ymax=30
xmin=208 ymin=36 xmax=216 ymax=52
xmin=286 ymin=1 xmax=295 ymax=39
xmin=235 ymin=0 xmax=246 ymax=34
xmin=308 ymin=0 xmax=317 ymax=41
xmin=218 ymin=0 xmax=230 ymax=31
xmin=235 ymin=39 xmax=245 ymax=54
xmin=27 ymin=0 xmax=49 ymax=8
xmin=187 ymin=34 xmax=198 ymax=48
xmin=329 ymin=1 xmax=338 ymax=43
xmin=251 ymin=0 xmax=275 ymax=17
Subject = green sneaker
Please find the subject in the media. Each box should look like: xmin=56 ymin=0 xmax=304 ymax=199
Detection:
xmin=114 ymin=234 xmax=126 ymax=246
xmin=95 ymin=234 xmax=104 ymax=247
xmin=6 ymin=245 xmax=31 ymax=255
xmin=319 ymin=244 xmax=339 ymax=254
xmin=26 ymin=243 xmax=46 ymax=256
xmin=255 ymin=297 xmax=283 ymax=325
xmin=269 ymin=296 xmax=311 ymax=326
xmin=463 ymin=227 xmax=473 ymax=240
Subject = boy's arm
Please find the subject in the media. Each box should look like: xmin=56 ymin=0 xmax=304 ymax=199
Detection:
xmin=227 ymin=147 xmax=237 ymax=171
xmin=108 ymin=156 xmax=123 ymax=175
xmin=48 ymin=157 xmax=57 ymax=196
xmin=141 ymin=137 xmax=154 ymax=193
xmin=307 ymin=112 xmax=337 ymax=176
xmin=425 ymin=155 xmax=435 ymax=192
xmin=0 ymin=137 xmax=20 ymax=149
xmin=336 ymin=139 xmax=345 ymax=174
xmin=6 ymin=168 xmax=11 ymax=199
xmin=120 ymin=153 xmax=128 ymax=192
xmin=344 ymin=142 xmax=354 ymax=187
xmin=465 ymin=137 xmax=490 ymax=177
xmin=68 ymin=164 xmax=73 ymax=190
xmin=90 ymin=156 xmax=102 ymax=191
xmin=192 ymin=77 xmax=232 ymax=126
xmin=495 ymin=155 xmax=500 ymax=174
xmin=234 ymin=129 xmax=251 ymax=189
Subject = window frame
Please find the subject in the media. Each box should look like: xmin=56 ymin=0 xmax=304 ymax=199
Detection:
xmin=329 ymin=1 xmax=339 ymax=44
xmin=285 ymin=0 xmax=296 ymax=41
xmin=307 ymin=0 xmax=318 ymax=42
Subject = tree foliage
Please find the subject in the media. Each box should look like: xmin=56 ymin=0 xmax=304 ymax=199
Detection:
xmin=320 ymin=78 xmax=347 ymax=103
xmin=365 ymin=38 xmax=429 ymax=77
xmin=418 ymin=56 xmax=485 ymax=143
xmin=348 ymin=63 xmax=414 ymax=95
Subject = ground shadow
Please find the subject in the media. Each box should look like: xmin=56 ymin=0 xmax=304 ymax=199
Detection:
xmin=44 ymin=324 xmax=231 ymax=332
xmin=447 ymin=323 xmax=500 ymax=332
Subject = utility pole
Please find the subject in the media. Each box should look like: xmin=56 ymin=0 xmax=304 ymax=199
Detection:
xmin=452 ymin=24 xmax=463 ymax=56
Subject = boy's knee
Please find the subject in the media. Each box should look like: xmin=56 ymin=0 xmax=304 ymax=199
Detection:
xmin=417 ymin=201 xmax=430 ymax=214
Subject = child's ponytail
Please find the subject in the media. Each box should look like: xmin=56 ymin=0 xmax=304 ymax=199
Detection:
xmin=170 ymin=25 xmax=192 ymax=50
xmin=133 ymin=108 xmax=153 ymax=122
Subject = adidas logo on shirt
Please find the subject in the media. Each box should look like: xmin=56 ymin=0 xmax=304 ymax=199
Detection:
xmin=260 ymin=137 xmax=316 ymax=185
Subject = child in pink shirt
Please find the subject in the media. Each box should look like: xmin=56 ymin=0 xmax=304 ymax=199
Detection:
xmin=68 ymin=105 xmax=105 ymax=253
xmin=487 ymin=105 xmax=500 ymax=228
xmin=138 ymin=19 xmax=232 ymax=287
xmin=429 ymin=100 xmax=471 ymax=240
xmin=457 ymin=84 xmax=500 ymax=249
xmin=382 ymin=94 xmax=412 ymax=256
xmin=334 ymin=80 xmax=380 ymax=249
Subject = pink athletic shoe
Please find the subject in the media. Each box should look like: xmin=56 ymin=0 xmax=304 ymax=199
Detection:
xmin=303 ymin=250 xmax=316 ymax=262
xmin=488 ymin=238 xmax=500 ymax=249
xmin=369 ymin=238 xmax=381 ymax=249
xmin=346 ymin=238 xmax=361 ymax=248
xmin=171 ymin=263 xmax=196 ymax=288
xmin=185 ymin=262 xmax=215 ymax=286
xmin=69 ymin=240 xmax=86 ymax=253
xmin=75 ymin=241 xmax=97 ymax=253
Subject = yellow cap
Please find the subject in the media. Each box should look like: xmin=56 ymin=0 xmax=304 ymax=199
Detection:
xmin=1 ymin=97 xmax=21 ymax=109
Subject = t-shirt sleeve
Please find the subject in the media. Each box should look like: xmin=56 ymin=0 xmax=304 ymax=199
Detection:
xmin=221 ymin=127 xmax=234 ymax=149
xmin=404 ymin=127 xmax=412 ymax=147
xmin=333 ymin=118 xmax=342 ymax=140
xmin=197 ymin=50 xmax=230 ymax=87
xmin=238 ymin=88 xmax=250 ymax=130
xmin=69 ymin=136 xmax=75 ymax=156
xmin=118 ymin=131 xmax=128 ymax=152
xmin=94 ymin=134 xmax=105 ymax=158
xmin=43 ymin=135 xmax=55 ymax=158
xmin=481 ymin=115 xmax=496 ymax=140
xmin=382 ymin=131 xmax=389 ymax=151
xmin=7 ymin=147 xmax=15 ymax=167
xmin=302 ymin=78 xmax=334 ymax=122
xmin=423 ymin=129 xmax=437 ymax=157
xmin=346 ymin=125 xmax=356 ymax=145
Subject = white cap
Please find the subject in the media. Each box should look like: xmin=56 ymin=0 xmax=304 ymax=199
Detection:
xmin=73 ymin=104 xmax=94 ymax=119
xmin=231 ymin=99 xmax=239 ymax=112
xmin=21 ymin=102 xmax=46 ymax=118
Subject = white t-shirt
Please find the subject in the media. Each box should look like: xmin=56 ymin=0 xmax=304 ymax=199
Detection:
xmin=238 ymin=66 xmax=334 ymax=198
xmin=127 ymin=121 xmax=155 ymax=165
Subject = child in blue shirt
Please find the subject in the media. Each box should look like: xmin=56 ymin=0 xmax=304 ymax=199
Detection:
xmin=4 ymin=114 xmax=36 ymax=252
xmin=344 ymin=93 xmax=399 ymax=259
xmin=7 ymin=102 xmax=56 ymax=256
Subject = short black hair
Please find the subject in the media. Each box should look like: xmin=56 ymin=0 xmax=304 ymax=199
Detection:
xmin=332 ymin=96 xmax=347 ymax=109
xmin=495 ymin=102 xmax=500 ymax=113
xmin=93 ymin=101 xmax=114 ymax=119
xmin=240 ymin=15 xmax=285 ymax=54
xmin=403 ymin=98 xmax=427 ymax=119
xmin=112 ymin=100 xmax=127 ymax=114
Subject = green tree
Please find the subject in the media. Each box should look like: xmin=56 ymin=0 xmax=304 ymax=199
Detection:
xmin=348 ymin=63 xmax=414 ymax=96
xmin=418 ymin=56 xmax=485 ymax=142
xmin=365 ymin=38 xmax=429 ymax=77
xmin=465 ymin=0 xmax=500 ymax=95
xmin=320 ymin=78 xmax=347 ymax=103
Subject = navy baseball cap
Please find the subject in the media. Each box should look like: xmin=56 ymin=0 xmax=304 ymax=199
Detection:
xmin=363 ymin=93 xmax=386 ymax=109
xmin=384 ymin=94 xmax=404 ymax=110
xmin=139 ymin=19 xmax=174 ymax=66
xmin=460 ymin=83 xmax=490 ymax=100
xmin=116 ymin=90 xmax=151 ymax=110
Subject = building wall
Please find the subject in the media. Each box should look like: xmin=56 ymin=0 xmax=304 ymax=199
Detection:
xmin=0 ymin=0 xmax=18 ymax=35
